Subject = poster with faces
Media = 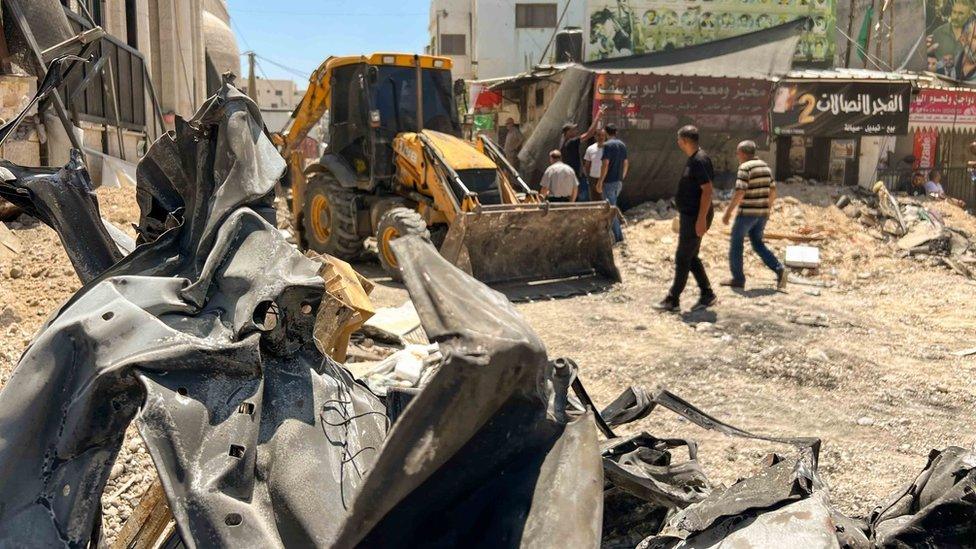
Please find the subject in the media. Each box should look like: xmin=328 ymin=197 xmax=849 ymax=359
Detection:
xmin=587 ymin=0 xmax=835 ymax=63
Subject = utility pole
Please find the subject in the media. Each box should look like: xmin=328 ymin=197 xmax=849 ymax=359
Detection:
xmin=247 ymin=51 xmax=257 ymax=102
xmin=888 ymin=1 xmax=894 ymax=68
xmin=864 ymin=0 xmax=874 ymax=69
xmin=844 ymin=0 xmax=857 ymax=67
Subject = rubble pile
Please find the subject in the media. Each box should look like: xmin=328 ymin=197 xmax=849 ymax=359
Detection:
xmin=835 ymin=186 xmax=976 ymax=280
xmin=623 ymin=184 xmax=976 ymax=288
xmin=0 ymin=74 xmax=974 ymax=547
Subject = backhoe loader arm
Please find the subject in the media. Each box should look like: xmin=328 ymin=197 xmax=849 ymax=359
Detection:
xmin=275 ymin=58 xmax=333 ymax=160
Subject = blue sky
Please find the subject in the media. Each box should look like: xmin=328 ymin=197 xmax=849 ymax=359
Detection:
xmin=228 ymin=0 xmax=430 ymax=85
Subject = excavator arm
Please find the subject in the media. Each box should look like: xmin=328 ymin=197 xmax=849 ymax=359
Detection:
xmin=273 ymin=58 xmax=335 ymax=221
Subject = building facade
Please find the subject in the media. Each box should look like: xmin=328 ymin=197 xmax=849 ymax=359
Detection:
xmin=427 ymin=0 xmax=586 ymax=80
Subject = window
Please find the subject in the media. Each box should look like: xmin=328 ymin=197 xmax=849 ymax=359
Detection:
xmin=440 ymin=34 xmax=466 ymax=55
xmin=270 ymin=103 xmax=278 ymax=108
xmin=275 ymin=90 xmax=283 ymax=96
xmin=535 ymin=88 xmax=545 ymax=107
xmin=125 ymin=0 xmax=138 ymax=48
xmin=516 ymin=4 xmax=557 ymax=28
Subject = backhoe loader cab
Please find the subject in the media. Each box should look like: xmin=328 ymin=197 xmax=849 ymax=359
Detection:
xmin=327 ymin=58 xmax=461 ymax=189
xmin=279 ymin=53 xmax=620 ymax=298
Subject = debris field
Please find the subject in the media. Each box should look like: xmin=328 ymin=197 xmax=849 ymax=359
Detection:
xmin=0 ymin=84 xmax=974 ymax=548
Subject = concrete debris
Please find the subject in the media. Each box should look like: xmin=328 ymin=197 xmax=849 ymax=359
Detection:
xmin=784 ymin=245 xmax=822 ymax=269
xmin=831 ymin=186 xmax=976 ymax=280
xmin=361 ymin=300 xmax=429 ymax=345
xmin=0 ymin=221 xmax=22 ymax=260
xmin=350 ymin=343 xmax=442 ymax=395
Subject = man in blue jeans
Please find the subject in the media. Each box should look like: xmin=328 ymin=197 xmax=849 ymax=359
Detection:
xmin=721 ymin=140 xmax=788 ymax=290
xmin=596 ymin=124 xmax=627 ymax=243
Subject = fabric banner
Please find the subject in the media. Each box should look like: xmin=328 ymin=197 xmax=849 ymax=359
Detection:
xmin=770 ymin=81 xmax=911 ymax=136
xmin=587 ymin=0 xmax=835 ymax=63
xmin=913 ymin=129 xmax=939 ymax=169
xmin=925 ymin=1 xmax=976 ymax=82
xmin=909 ymin=88 xmax=976 ymax=132
xmin=592 ymin=73 xmax=773 ymax=132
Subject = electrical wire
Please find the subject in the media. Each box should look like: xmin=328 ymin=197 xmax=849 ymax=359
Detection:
xmin=834 ymin=23 xmax=891 ymax=71
xmin=255 ymin=55 xmax=310 ymax=80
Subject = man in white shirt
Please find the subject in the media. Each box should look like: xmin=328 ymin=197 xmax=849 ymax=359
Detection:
xmin=539 ymin=150 xmax=579 ymax=202
xmin=583 ymin=129 xmax=608 ymax=201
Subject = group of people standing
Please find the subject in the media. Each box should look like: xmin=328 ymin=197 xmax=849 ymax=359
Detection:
xmin=507 ymin=117 xmax=788 ymax=312
xmin=537 ymin=107 xmax=628 ymax=243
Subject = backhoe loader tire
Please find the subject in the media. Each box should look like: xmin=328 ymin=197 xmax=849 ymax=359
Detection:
xmin=376 ymin=207 xmax=430 ymax=281
xmin=302 ymin=174 xmax=364 ymax=259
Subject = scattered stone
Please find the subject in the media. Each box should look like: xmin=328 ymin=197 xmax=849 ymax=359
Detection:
xmin=110 ymin=462 xmax=125 ymax=481
xmin=807 ymin=349 xmax=830 ymax=363
xmin=857 ymin=416 xmax=875 ymax=427
xmin=633 ymin=325 xmax=648 ymax=332
xmin=790 ymin=313 xmax=829 ymax=328
xmin=804 ymin=288 xmax=822 ymax=296
xmin=695 ymin=322 xmax=715 ymax=333
xmin=9 ymin=266 xmax=22 ymax=279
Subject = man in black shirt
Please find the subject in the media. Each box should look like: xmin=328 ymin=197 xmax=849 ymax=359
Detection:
xmin=654 ymin=125 xmax=717 ymax=312
xmin=560 ymin=107 xmax=604 ymax=201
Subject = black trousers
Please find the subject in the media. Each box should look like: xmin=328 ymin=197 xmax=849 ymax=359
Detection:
xmin=669 ymin=208 xmax=713 ymax=300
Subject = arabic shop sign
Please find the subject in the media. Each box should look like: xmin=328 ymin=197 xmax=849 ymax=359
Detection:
xmin=593 ymin=73 xmax=773 ymax=132
xmin=770 ymin=81 xmax=911 ymax=137
xmin=909 ymin=88 xmax=976 ymax=130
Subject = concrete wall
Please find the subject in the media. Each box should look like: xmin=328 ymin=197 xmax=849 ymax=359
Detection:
xmin=430 ymin=0 xmax=586 ymax=80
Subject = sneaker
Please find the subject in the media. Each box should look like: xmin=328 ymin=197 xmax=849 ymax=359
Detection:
xmin=692 ymin=292 xmax=718 ymax=311
xmin=776 ymin=268 xmax=788 ymax=291
xmin=652 ymin=295 xmax=679 ymax=312
xmin=719 ymin=278 xmax=745 ymax=289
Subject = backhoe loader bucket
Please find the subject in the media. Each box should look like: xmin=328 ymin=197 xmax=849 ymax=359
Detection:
xmin=438 ymin=201 xmax=621 ymax=300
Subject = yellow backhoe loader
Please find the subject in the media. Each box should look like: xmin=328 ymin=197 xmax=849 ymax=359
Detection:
xmin=274 ymin=53 xmax=619 ymax=297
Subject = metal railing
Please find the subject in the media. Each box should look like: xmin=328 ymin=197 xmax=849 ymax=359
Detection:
xmin=60 ymin=9 xmax=147 ymax=132
xmin=877 ymin=166 xmax=976 ymax=209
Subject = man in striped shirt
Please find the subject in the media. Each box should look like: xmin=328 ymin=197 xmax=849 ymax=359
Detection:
xmin=721 ymin=141 xmax=787 ymax=290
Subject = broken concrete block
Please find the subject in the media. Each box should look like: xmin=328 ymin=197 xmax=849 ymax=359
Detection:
xmin=784 ymin=246 xmax=821 ymax=269
xmin=897 ymin=222 xmax=944 ymax=251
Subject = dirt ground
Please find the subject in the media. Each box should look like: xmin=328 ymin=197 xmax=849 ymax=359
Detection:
xmin=1 ymin=181 xmax=975 ymax=541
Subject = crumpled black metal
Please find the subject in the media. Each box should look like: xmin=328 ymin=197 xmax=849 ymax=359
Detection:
xmin=0 ymin=81 xmax=605 ymax=548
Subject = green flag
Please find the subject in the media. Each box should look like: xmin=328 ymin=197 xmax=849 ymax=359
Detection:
xmin=856 ymin=5 xmax=874 ymax=63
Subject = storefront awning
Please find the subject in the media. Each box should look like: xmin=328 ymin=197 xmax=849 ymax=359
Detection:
xmin=909 ymin=88 xmax=976 ymax=134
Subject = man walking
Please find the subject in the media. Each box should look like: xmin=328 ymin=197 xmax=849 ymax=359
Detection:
xmin=722 ymin=141 xmax=787 ymax=290
xmin=583 ymin=129 xmax=607 ymax=201
xmin=596 ymin=124 xmax=627 ymax=243
xmin=539 ymin=150 xmax=579 ymax=202
xmin=560 ymin=107 xmax=605 ymax=201
xmin=653 ymin=125 xmax=716 ymax=312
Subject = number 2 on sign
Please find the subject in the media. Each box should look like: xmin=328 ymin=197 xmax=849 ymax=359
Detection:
xmin=798 ymin=93 xmax=816 ymax=124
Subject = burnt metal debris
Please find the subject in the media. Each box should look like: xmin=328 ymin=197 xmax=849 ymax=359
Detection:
xmin=0 ymin=79 xmax=974 ymax=548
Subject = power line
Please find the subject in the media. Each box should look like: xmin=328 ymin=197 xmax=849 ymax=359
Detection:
xmin=230 ymin=18 xmax=253 ymax=52
xmin=229 ymin=9 xmax=424 ymax=17
xmin=255 ymin=54 xmax=310 ymax=80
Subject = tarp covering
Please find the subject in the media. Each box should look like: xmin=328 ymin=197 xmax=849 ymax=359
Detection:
xmin=517 ymin=19 xmax=806 ymax=208
xmin=583 ymin=18 xmax=809 ymax=80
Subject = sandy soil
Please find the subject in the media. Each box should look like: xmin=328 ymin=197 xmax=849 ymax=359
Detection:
xmin=1 ymin=182 xmax=974 ymax=542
